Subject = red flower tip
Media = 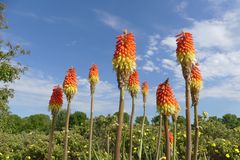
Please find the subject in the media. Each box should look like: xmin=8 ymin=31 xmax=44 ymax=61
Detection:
xmin=49 ymin=85 xmax=63 ymax=114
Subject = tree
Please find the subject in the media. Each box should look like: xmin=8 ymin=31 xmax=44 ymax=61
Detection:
xmin=55 ymin=109 xmax=67 ymax=131
xmin=0 ymin=3 xmax=29 ymax=131
xmin=23 ymin=114 xmax=50 ymax=132
xmin=7 ymin=114 xmax=23 ymax=133
xmin=221 ymin=114 xmax=240 ymax=129
xmin=114 ymin=112 xmax=130 ymax=124
xmin=70 ymin=111 xmax=87 ymax=128
xmin=152 ymin=115 xmax=160 ymax=125
xmin=135 ymin=116 xmax=149 ymax=125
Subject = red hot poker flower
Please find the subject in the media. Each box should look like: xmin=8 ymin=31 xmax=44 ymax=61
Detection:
xmin=88 ymin=64 xmax=99 ymax=86
xmin=49 ymin=85 xmax=63 ymax=114
xmin=190 ymin=63 xmax=203 ymax=93
xmin=63 ymin=67 xmax=78 ymax=99
xmin=141 ymin=81 xmax=149 ymax=96
xmin=112 ymin=31 xmax=136 ymax=76
xmin=176 ymin=32 xmax=196 ymax=65
xmin=128 ymin=70 xmax=140 ymax=97
xmin=156 ymin=79 xmax=177 ymax=116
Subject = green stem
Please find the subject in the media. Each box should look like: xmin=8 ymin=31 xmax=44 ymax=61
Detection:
xmin=129 ymin=96 xmax=135 ymax=160
xmin=173 ymin=120 xmax=177 ymax=160
xmin=184 ymin=78 xmax=192 ymax=160
xmin=164 ymin=115 xmax=170 ymax=160
xmin=193 ymin=104 xmax=199 ymax=160
xmin=89 ymin=93 xmax=94 ymax=160
xmin=107 ymin=133 xmax=110 ymax=155
xmin=63 ymin=98 xmax=71 ymax=160
xmin=156 ymin=113 xmax=163 ymax=160
xmin=138 ymin=101 xmax=146 ymax=160
xmin=47 ymin=113 xmax=57 ymax=160
xmin=115 ymin=87 xmax=125 ymax=160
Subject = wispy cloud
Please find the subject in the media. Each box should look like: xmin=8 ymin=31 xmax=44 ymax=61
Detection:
xmin=1 ymin=32 xmax=31 ymax=46
xmin=136 ymin=55 xmax=143 ymax=61
xmin=8 ymin=69 xmax=121 ymax=117
xmin=94 ymin=9 xmax=132 ymax=31
xmin=12 ymin=10 xmax=77 ymax=25
xmin=142 ymin=60 xmax=160 ymax=72
xmin=145 ymin=34 xmax=161 ymax=57
xmin=139 ymin=34 xmax=162 ymax=73
xmin=65 ymin=40 xmax=78 ymax=47
xmin=161 ymin=36 xmax=176 ymax=51
xmin=176 ymin=1 xmax=188 ymax=13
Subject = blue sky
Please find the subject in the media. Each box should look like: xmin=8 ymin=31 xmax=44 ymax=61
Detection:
xmin=2 ymin=0 xmax=240 ymax=120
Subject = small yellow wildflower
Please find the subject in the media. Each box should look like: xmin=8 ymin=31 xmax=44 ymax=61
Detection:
xmin=225 ymin=153 xmax=230 ymax=158
xmin=211 ymin=143 xmax=216 ymax=147
xmin=183 ymin=133 xmax=186 ymax=138
xmin=160 ymin=157 xmax=166 ymax=160
xmin=234 ymin=148 xmax=239 ymax=153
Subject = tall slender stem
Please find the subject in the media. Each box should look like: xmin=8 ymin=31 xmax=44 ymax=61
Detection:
xmin=185 ymin=79 xmax=192 ymax=160
xmin=193 ymin=103 xmax=199 ymax=160
xmin=164 ymin=115 xmax=170 ymax=160
xmin=47 ymin=113 xmax=57 ymax=160
xmin=63 ymin=99 xmax=71 ymax=160
xmin=129 ymin=96 xmax=135 ymax=160
xmin=107 ymin=133 xmax=110 ymax=155
xmin=89 ymin=92 xmax=94 ymax=160
xmin=115 ymin=87 xmax=125 ymax=160
xmin=138 ymin=101 xmax=146 ymax=160
xmin=156 ymin=113 xmax=163 ymax=160
xmin=173 ymin=119 xmax=177 ymax=160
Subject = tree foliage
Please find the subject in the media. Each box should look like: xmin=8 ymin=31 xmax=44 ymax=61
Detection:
xmin=0 ymin=113 xmax=239 ymax=159
xmin=0 ymin=3 xmax=29 ymax=131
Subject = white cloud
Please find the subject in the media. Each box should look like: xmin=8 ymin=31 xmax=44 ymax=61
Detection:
xmin=142 ymin=60 xmax=160 ymax=72
xmin=7 ymin=69 xmax=161 ymax=119
xmin=189 ymin=20 xmax=236 ymax=50
xmin=8 ymin=69 xmax=121 ymax=116
xmin=94 ymin=9 xmax=130 ymax=31
xmin=176 ymin=1 xmax=188 ymax=13
xmin=136 ymin=55 xmax=143 ymax=61
xmin=161 ymin=36 xmax=176 ymax=50
xmin=160 ymin=5 xmax=240 ymax=101
xmin=145 ymin=34 xmax=161 ymax=57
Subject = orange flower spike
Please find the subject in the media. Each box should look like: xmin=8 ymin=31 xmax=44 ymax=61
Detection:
xmin=141 ymin=81 xmax=149 ymax=96
xmin=176 ymin=32 xmax=196 ymax=65
xmin=172 ymin=97 xmax=181 ymax=120
xmin=128 ymin=70 xmax=140 ymax=97
xmin=63 ymin=67 xmax=78 ymax=99
xmin=169 ymin=131 xmax=174 ymax=145
xmin=190 ymin=63 xmax=203 ymax=93
xmin=112 ymin=32 xmax=136 ymax=74
xmin=156 ymin=79 xmax=176 ymax=116
xmin=49 ymin=86 xmax=63 ymax=114
xmin=88 ymin=64 xmax=99 ymax=86
xmin=141 ymin=81 xmax=149 ymax=103
xmin=164 ymin=131 xmax=174 ymax=145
